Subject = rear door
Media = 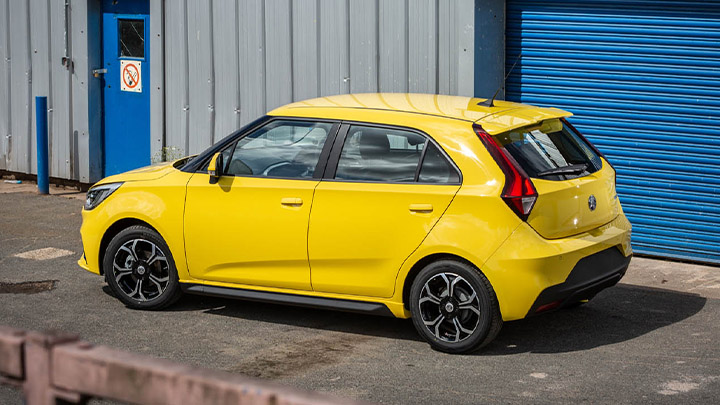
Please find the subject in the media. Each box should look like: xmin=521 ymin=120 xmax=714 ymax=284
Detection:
xmin=308 ymin=124 xmax=461 ymax=298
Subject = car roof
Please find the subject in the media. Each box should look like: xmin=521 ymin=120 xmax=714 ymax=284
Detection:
xmin=268 ymin=93 xmax=572 ymax=134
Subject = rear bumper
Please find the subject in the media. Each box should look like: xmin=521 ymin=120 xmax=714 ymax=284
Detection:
xmin=525 ymin=246 xmax=631 ymax=316
xmin=482 ymin=213 xmax=632 ymax=321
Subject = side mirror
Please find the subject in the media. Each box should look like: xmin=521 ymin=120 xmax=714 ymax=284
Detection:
xmin=208 ymin=152 xmax=224 ymax=183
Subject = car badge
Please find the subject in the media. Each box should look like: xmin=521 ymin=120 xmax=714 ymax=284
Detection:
xmin=588 ymin=195 xmax=597 ymax=211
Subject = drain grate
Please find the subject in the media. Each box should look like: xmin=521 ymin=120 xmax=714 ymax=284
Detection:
xmin=0 ymin=280 xmax=58 ymax=294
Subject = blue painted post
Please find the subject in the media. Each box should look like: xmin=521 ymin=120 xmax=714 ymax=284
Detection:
xmin=35 ymin=96 xmax=49 ymax=194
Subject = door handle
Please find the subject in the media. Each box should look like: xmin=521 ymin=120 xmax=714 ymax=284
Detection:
xmin=409 ymin=204 xmax=433 ymax=213
xmin=92 ymin=68 xmax=107 ymax=78
xmin=281 ymin=197 xmax=303 ymax=207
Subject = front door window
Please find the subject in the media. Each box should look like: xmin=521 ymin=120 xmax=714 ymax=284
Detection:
xmin=223 ymin=120 xmax=334 ymax=179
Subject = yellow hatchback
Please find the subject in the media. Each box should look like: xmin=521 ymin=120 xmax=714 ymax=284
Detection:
xmin=79 ymin=94 xmax=632 ymax=353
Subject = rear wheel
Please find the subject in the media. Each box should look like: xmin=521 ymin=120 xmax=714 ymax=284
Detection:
xmin=409 ymin=260 xmax=502 ymax=354
xmin=103 ymin=225 xmax=182 ymax=309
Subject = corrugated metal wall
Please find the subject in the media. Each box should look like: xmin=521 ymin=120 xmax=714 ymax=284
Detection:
xmin=0 ymin=0 xmax=475 ymax=181
xmin=0 ymin=0 xmax=96 ymax=182
xmin=163 ymin=0 xmax=476 ymax=155
xmin=506 ymin=0 xmax=720 ymax=264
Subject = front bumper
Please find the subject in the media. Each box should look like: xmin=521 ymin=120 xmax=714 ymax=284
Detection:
xmin=525 ymin=246 xmax=631 ymax=316
xmin=79 ymin=207 xmax=104 ymax=275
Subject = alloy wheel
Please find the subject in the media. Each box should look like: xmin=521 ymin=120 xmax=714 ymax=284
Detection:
xmin=112 ymin=238 xmax=170 ymax=301
xmin=419 ymin=272 xmax=481 ymax=343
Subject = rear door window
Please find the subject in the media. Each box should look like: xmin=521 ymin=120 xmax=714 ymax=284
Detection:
xmin=495 ymin=119 xmax=602 ymax=181
xmin=419 ymin=143 xmax=461 ymax=183
xmin=335 ymin=126 xmax=426 ymax=182
xmin=334 ymin=125 xmax=460 ymax=184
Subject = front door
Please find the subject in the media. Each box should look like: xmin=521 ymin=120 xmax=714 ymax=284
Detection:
xmin=102 ymin=0 xmax=150 ymax=176
xmin=184 ymin=120 xmax=338 ymax=291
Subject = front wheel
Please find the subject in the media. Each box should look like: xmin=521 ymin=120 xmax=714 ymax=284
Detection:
xmin=409 ymin=260 xmax=502 ymax=354
xmin=103 ymin=225 xmax=182 ymax=310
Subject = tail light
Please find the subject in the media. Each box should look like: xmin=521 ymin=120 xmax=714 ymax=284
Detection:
xmin=474 ymin=125 xmax=537 ymax=221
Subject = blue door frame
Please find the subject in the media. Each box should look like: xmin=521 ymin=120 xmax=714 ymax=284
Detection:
xmin=102 ymin=0 xmax=150 ymax=176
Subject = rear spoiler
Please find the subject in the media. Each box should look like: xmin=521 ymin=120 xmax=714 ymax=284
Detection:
xmin=474 ymin=106 xmax=573 ymax=135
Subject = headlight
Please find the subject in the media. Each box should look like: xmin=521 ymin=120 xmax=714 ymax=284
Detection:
xmin=84 ymin=182 xmax=123 ymax=210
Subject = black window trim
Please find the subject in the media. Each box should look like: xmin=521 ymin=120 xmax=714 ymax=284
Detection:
xmin=323 ymin=120 xmax=462 ymax=185
xmin=182 ymin=116 xmax=462 ymax=186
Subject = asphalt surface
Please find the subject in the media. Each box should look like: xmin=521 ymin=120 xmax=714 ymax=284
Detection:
xmin=0 ymin=187 xmax=719 ymax=404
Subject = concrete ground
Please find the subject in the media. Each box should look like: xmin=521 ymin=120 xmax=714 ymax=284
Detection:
xmin=1 ymin=181 xmax=719 ymax=404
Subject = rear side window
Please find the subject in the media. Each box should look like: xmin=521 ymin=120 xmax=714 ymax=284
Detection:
xmin=419 ymin=143 xmax=461 ymax=183
xmin=495 ymin=119 xmax=602 ymax=181
xmin=334 ymin=125 xmax=459 ymax=184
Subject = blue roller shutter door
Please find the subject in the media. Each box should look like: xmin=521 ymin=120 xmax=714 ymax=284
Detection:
xmin=505 ymin=0 xmax=720 ymax=264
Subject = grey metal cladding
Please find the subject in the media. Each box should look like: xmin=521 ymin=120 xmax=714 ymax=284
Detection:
xmin=212 ymin=0 xmax=241 ymax=143
xmin=30 ymin=0 xmax=51 ymax=177
xmin=9 ymin=0 xmax=31 ymax=174
xmin=319 ymin=0 xmax=350 ymax=97
xmin=150 ymin=0 xmax=165 ymax=160
xmin=163 ymin=0 xmax=190 ymax=158
xmin=186 ymin=0 xmax=214 ymax=155
xmin=72 ymin=0 xmax=91 ymax=182
xmin=291 ymin=0 xmax=319 ymax=101
xmin=0 ymin=0 xmax=9 ymax=170
xmin=264 ymin=0 xmax=293 ymax=114
xmin=164 ymin=0 xmax=474 ymax=155
xmin=348 ymin=0 xmax=378 ymax=93
xmin=408 ymin=0 xmax=437 ymax=93
xmin=49 ymin=0 xmax=72 ymax=180
xmin=1 ymin=0 xmax=76 ymax=180
xmin=4 ymin=0 xmax=474 ymax=180
xmin=379 ymin=0 xmax=408 ymax=92
xmin=238 ymin=0 xmax=266 ymax=128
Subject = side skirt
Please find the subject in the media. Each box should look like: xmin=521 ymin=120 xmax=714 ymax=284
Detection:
xmin=181 ymin=284 xmax=395 ymax=317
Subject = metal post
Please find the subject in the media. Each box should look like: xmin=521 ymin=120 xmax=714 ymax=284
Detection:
xmin=35 ymin=97 xmax=49 ymax=194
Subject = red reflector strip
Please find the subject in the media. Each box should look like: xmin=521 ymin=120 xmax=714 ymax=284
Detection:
xmin=535 ymin=300 xmax=562 ymax=313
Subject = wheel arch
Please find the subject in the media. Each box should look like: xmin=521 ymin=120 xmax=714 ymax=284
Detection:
xmin=98 ymin=218 xmax=161 ymax=275
xmin=401 ymin=253 xmax=486 ymax=310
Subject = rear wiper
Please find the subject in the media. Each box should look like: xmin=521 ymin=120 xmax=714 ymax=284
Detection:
xmin=536 ymin=163 xmax=588 ymax=177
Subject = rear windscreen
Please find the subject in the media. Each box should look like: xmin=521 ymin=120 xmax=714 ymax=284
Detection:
xmin=495 ymin=119 xmax=602 ymax=181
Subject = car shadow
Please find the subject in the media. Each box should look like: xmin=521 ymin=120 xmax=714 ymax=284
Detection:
xmin=481 ymin=284 xmax=707 ymax=355
xmin=104 ymin=283 xmax=707 ymax=353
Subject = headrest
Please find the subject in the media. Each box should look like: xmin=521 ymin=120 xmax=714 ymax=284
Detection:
xmin=357 ymin=129 xmax=390 ymax=160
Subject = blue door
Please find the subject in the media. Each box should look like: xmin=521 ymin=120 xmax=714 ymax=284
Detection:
xmin=102 ymin=0 xmax=150 ymax=176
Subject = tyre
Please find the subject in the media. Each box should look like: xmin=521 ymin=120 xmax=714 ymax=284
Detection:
xmin=103 ymin=225 xmax=182 ymax=309
xmin=409 ymin=260 xmax=502 ymax=354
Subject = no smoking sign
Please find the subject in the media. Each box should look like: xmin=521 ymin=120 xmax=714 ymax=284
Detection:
xmin=120 ymin=60 xmax=142 ymax=93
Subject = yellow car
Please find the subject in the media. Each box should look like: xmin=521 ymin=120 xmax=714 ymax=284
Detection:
xmin=79 ymin=93 xmax=632 ymax=353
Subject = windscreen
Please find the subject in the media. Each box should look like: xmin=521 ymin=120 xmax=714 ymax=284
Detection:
xmin=494 ymin=119 xmax=602 ymax=181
